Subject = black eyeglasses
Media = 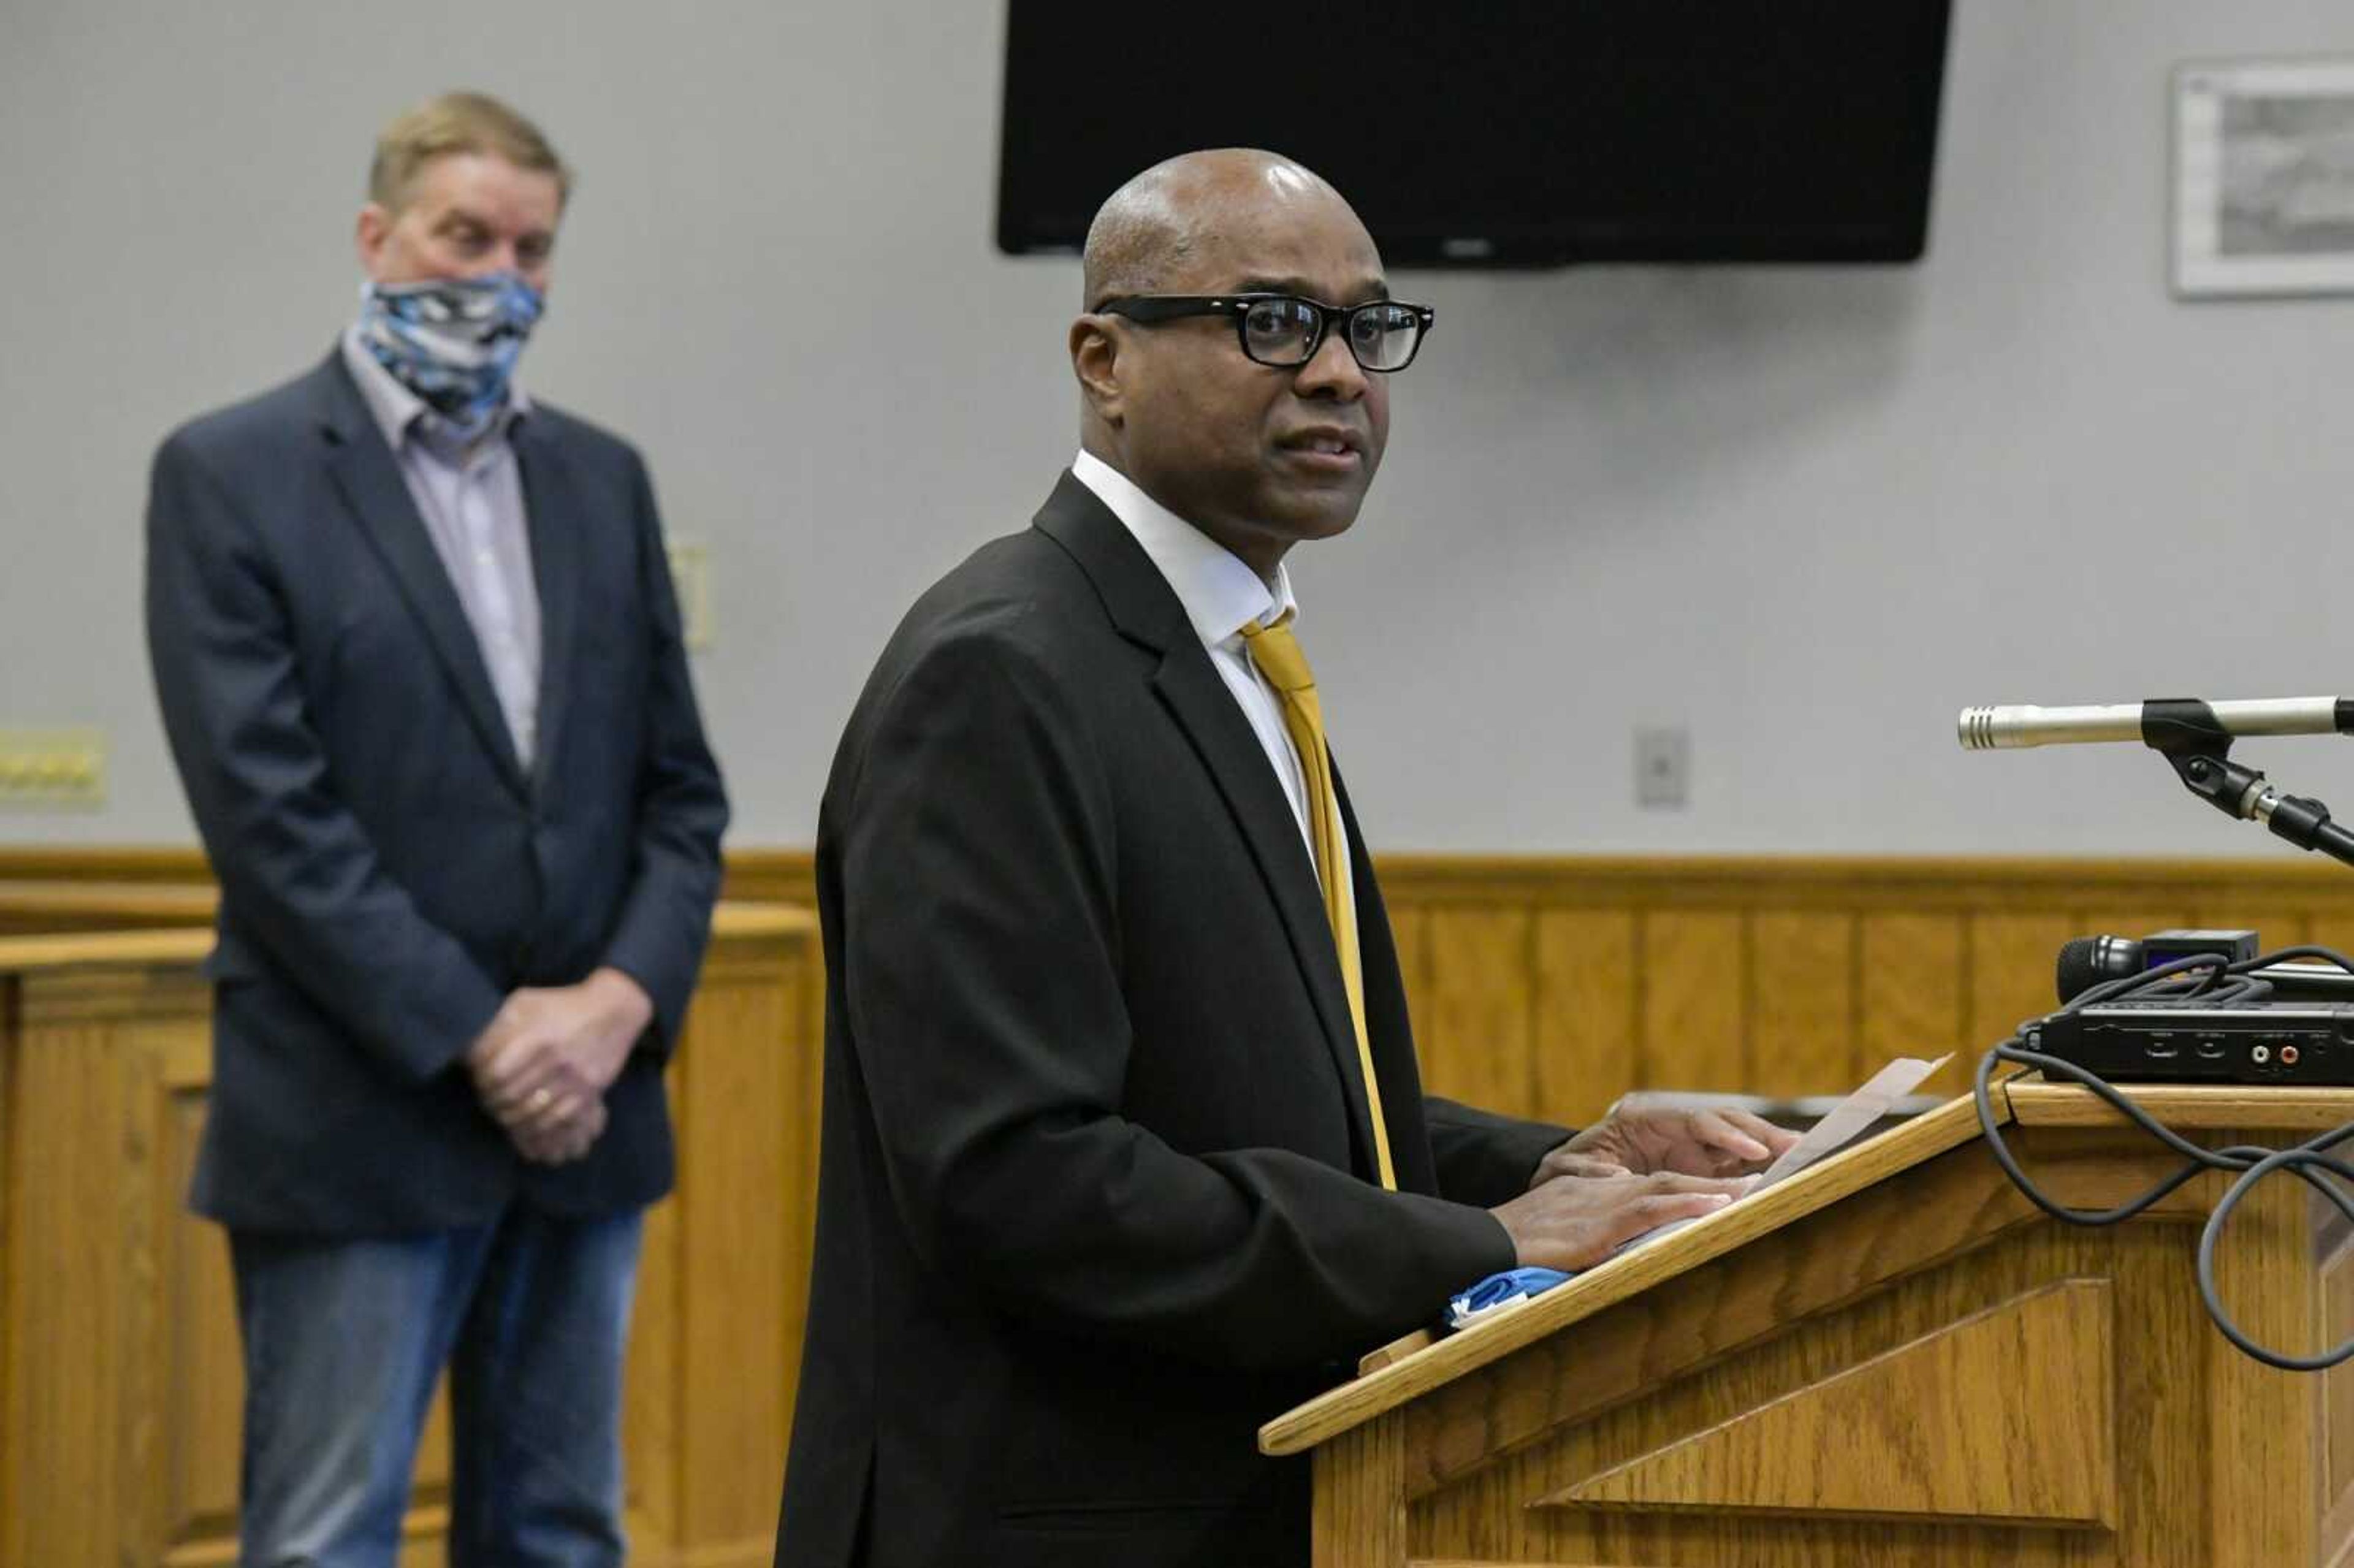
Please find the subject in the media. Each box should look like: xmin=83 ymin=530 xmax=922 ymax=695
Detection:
xmin=1097 ymin=293 xmax=1435 ymax=373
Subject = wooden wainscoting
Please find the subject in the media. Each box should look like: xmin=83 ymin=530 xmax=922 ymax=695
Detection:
xmin=14 ymin=843 xmax=2354 ymax=1127
xmin=1371 ymin=854 xmax=2354 ymax=1122
xmin=13 ymin=846 xmax=2354 ymax=1561
xmin=718 ymin=848 xmax=2354 ymax=1125
xmin=0 ymin=905 xmax=816 ymax=1568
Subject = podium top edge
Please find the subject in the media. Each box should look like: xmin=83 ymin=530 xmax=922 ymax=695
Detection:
xmin=1263 ymin=1074 xmax=2354 ymax=1455
xmin=2006 ymin=1081 xmax=2354 ymax=1130
xmin=1258 ymin=1087 xmax=1997 ymax=1456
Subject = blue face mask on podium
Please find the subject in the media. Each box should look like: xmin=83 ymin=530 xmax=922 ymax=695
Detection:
xmin=357 ymin=271 xmax=544 ymax=438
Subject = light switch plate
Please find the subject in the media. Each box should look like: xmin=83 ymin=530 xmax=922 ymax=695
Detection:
xmin=667 ymin=541 xmax=714 ymax=653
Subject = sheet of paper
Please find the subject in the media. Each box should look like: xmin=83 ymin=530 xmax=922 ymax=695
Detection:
xmin=1607 ymin=1054 xmax=1951 ymax=1257
xmin=1752 ymin=1054 xmax=1950 ymax=1189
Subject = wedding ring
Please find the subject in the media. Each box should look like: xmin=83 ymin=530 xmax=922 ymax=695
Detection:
xmin=528 ymin=1087 xmax=554 ymax=1113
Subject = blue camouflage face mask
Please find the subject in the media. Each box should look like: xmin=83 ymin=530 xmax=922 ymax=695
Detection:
xmin=356 ymin=271 xmax=544 ymax=437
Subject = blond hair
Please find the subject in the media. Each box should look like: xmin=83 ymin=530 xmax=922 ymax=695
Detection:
xmin=368 ymin=91 xmax=571 ymax=214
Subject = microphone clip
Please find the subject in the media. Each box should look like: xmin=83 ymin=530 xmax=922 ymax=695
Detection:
xmin=2139 ymin=698 xmax=2236 ymax=757
xmin=2140 ymin=701 xmax=2268 ymax=823
xmin=2152 ymin=733 xmax=2354 ymax=868
xmin=2163 ymin=746 xmax=2268 ymax=823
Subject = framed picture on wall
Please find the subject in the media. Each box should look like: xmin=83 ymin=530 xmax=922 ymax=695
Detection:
xmin=2174 ymin=57 xmax=2354 ymax=297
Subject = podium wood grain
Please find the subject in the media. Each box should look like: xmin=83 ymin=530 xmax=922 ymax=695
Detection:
xmin=1537 ymin=1279 xmax=2117 ymax=1527
xmin=1271 ymin=1086 xmax=2354 ymax=1567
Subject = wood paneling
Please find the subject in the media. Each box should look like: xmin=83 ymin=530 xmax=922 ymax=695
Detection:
xmin=0 ymin=907 xmax=816 ymax=1568
xmin=1260 ymin=1091 xmax=2008 ymax=1463
xmin=704 ymin=848 xmax=2354 ymax=1127
xmin=1530 ymin=911 xmax=1639 ymax=1124
xmin=1859 ymin=913 xmax=1965 ymax=1097
xmin=1276 ymin=1090 xmax=2354 ymax=1567
xmin=1313 ymin=1413 xmax=1409 ymax=1568
xmin=2327 ymin=1243 xmax=2354 ymax=1509
xmin=25 ymin=850 xmax=2354 ymax=1557
xmin=1539 ymin=1279 xmax=2117 ymax=1526
xmin=1637 ymin=911 xmax=1743 ymax=1103
xmin=2203 ymin=1123 xmax=2321 ymax=1567
xmin=1966 ymin=913 xmax=2076 ymax=1071
xmin=28 ymin=845 xmax=2354 ymax=1130
xmin=1421 ymin=909 xmax=1534 ymax=1113
xmin=669 ymin=930 xmax=803 ymax=1553
xmin=0 ymin=881 xmax=213 ymax=935
xmin=1746 ymin=911 xmax=1855 ymax=1100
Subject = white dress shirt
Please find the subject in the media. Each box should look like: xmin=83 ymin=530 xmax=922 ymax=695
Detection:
xmin=1070 ymin=451 xmax=1356 ymax=910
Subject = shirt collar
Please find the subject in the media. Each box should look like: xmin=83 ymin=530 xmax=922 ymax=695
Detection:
xmin=338 ymin=325 xmax=530 ymax=455
xmin=1070 ymin=450 xmax=1299 ymax=650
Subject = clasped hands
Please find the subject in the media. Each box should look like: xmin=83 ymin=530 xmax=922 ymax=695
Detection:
xmin=463 ymin=967 xmax=653 ymax=1165
xmin=1489 ymin=1101 xmax=1800 ymax=1272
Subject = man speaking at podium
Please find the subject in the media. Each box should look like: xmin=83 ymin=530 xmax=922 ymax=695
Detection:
xmin=775 ymin=150 xmax=1788 ymax=1568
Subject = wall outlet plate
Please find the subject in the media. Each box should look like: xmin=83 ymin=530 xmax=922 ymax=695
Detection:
xmin=1636 ymin=726 xmax=1690 ymax=810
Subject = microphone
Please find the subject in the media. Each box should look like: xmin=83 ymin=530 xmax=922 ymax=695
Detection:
xmin=2058 ymin=932 xmax=2253 ymax=1001
xmin=2052 ymin=928 xmax=2354 ymax=1005
xmin=1958 ymin=696 xmax=2354 ymax=751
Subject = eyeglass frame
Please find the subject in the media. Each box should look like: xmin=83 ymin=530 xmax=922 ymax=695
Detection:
xmin=1093 ymin=292 xmax=1436 ymax=372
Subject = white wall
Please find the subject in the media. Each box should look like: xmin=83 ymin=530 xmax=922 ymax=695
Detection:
xmin=4 ymin=0 xmax=2350 ymax=856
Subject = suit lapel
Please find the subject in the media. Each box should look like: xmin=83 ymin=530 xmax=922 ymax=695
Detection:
xmin=1032 ymin=471 xmax=1384 ymax=1179
xmin=513 ymin=419 xmax=581 ymax=799
xmin=314 ymin=354 xmax=530 ymax=797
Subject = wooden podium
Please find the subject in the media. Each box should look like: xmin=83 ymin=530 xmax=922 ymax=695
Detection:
xmin=1263 ymin=1082 xmax=2354 ymax=1568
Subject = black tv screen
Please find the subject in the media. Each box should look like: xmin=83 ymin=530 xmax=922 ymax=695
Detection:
xmin=996 ymin=1 xmax=1952 ymax=267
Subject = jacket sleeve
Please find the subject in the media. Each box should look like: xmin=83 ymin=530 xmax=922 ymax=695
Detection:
xmin=594 ymin=454 xmax=729 ymax=1052
xmin=1425 ymin=1097 xmax=1574 ymax=1209
xmin=839 ymin=628 xmax=1514 ymax=1373
xmin=143 ymin=430 xmax=507 ymax=1083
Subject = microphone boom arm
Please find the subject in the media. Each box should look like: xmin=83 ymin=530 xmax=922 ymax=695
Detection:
xmin=2154 ymin=725 xmax=2354 ymax=870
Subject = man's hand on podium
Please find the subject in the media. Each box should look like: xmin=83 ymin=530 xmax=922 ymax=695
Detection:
xmin=1488 ymin=1170 xmax=1750 ymax=1271
xmin=1484 ymin=1105 xmax=1796 ymax=1271
xmin=1538 ymin=1102 xmax=1798 ymax=1183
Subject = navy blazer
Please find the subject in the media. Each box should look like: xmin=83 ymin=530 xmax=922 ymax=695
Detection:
xmin=145 ymin=350 xmax=729 ymax=1234
xmin=775 ymin=474 xmax=1561 ymax=1568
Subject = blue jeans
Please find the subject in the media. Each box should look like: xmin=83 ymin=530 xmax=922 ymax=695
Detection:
xmin=229 ymin=1206 xmax=642 ymax=1568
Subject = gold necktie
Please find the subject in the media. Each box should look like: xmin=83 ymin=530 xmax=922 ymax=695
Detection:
xmin=1240 ymin=612 xmax=1398 ymax=1190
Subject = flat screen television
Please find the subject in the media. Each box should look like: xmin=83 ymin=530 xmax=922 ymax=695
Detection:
xmin=996 ymin=1 xmax=1952 ymax=267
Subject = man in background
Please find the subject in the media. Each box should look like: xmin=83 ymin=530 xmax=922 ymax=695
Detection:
xmin=145 ymin=91 xmax=727 ymax=1567
xmin=774 ymin=148 xmax=1787 ymax=1568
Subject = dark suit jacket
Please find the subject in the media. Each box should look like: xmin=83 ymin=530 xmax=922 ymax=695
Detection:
xmin=144 ymin=349 xmax=729 ymax=1235
xmin=774 ymin=473 xmax=1564 ymax=1568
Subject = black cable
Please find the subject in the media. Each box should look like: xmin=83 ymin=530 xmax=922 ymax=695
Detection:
xmin=1971 ymin=945 xmax=2354 ymax=1370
